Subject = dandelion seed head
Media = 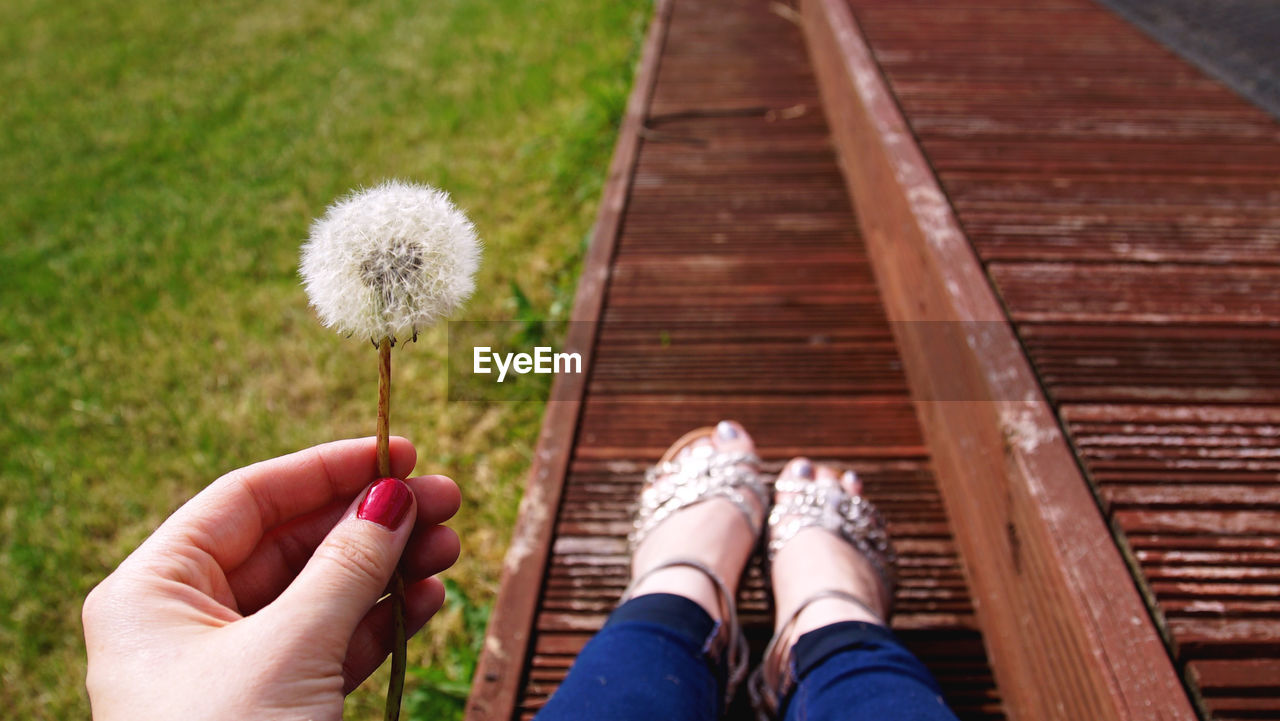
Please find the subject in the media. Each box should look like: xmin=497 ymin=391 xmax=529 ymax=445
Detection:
xmin=300 ymin=180 xmax=481 ymax=342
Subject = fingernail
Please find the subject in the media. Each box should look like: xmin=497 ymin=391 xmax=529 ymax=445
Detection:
xmin=358 ymin=478 xmax=413 ymax=529
xmin=842 ymin=470 xmax=858 ymax=485
xmin=792 ymin=459 xmax=813 ymax=479
xmin=716 ymin=420 xmax=739 ymax=440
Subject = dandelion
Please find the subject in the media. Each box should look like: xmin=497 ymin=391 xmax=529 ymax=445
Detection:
xmin=300 ymin=179 xmax=481 ymax=343
xmin=300 ymin=179 xmax=481 ymax=721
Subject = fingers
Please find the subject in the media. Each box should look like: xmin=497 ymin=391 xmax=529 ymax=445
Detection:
xmin=401 ymin=524 xmax=461 ymax=580
xmin=340 ymin=577 xmax=449 ymax=693
xmin=266 ymin=478 xmax=417 ymax=643
xmin=226 ymin=475 xmax=459 ymax=613
xmin=145 ymin=437 xmax=417 ymax=575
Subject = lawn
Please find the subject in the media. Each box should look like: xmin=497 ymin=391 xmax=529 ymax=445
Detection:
xmin=0 ymin=0 xmax=649 ymax=717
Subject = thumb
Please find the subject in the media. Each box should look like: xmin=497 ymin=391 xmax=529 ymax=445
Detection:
xmin=269 ymin=478 xmax=416 ymax=644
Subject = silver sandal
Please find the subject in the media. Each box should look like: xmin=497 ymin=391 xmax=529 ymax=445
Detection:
xmin=622 ymin=425 xmax=771 ymax=708
xmin=748 ymin=467 xmax=896 ymax=720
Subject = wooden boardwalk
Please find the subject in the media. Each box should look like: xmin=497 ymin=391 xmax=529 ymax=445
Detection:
xmin=467 ymin=1 xmax=1003 ymax=719
xmin=836 ymin=1 xmax=1280 ymax=719
xmin=467 ymin=1 xmax=1280 ymax=720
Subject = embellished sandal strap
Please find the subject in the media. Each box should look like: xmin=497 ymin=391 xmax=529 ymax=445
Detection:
xmin=620 ymin=558 xmax=749 ymax=708
xmin=766 ymin=474 xmax=896 ymax=610
xmin=629 ymin=450 xmax=769 ymax=552
xmin=748 ymin=589 xmax=881 ymax=721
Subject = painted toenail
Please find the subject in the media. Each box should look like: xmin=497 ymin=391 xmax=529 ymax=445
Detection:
xmin=716 ymin=420 xmax=739 ymax=440
xmin=793 ymin=459 xmax=813 ymax=479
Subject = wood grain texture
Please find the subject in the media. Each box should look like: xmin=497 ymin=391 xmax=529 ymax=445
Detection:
xmin=799 ymin=0 xmax=1196 ymax=719
xmin=833 ymin=1 xmax=1280 ymax=718
xmin=470 ymin=1 xmax=1006 ymax=719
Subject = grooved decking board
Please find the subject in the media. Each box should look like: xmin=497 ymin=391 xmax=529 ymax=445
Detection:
xmin=466 ymin=1 xmax=1005 ymax=720
xmin=839 ymin=0 xmax=1280 ymax=718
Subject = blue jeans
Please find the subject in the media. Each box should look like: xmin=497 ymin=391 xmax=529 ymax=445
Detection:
xmin=535 ymin=593 xmax=960 ymax=721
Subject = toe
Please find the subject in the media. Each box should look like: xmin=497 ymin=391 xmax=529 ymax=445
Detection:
xmin=814 ymin=463 xmax=841 ymax=484
xmin=711 ymin=419 xmax=754 ymax=455
xmin=781 ymin=456 xmax=814 ymax=481
xmin=672 ymin=430 xmax=717 ymax=465
xmin=840 ymin=468 xmax=863 ymax=497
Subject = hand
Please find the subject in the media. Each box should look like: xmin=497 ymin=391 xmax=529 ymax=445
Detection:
xmin=82 ymin=437 xmax=461 ymax=721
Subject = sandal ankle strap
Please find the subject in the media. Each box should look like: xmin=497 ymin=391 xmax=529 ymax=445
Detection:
xmin=748 ymin=589 xmax=883 ymax=721
xmin=749 ymin=470 xmax=898 ymax=721
xmin=620 ymin=558 xmax=749 ymax=708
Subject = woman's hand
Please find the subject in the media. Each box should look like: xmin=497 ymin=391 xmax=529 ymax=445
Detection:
xmin=82 ymin=437 xmax=461 ymax=721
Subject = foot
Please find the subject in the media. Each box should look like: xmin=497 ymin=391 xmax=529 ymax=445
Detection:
xmin=770 ymin=458 xmax=889 ymax=639
xmin=628 ymin=420 xmax=766 ymax=621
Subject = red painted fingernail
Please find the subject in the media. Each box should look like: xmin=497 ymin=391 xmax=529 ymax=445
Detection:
xmin=358 ymin=478 xmax=412 ymax=529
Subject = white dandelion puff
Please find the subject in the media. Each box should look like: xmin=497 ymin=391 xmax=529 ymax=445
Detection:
xmin=300 ymin=180 xmax=481 ymax=342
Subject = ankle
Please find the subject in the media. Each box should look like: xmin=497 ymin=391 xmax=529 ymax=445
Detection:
xmin=771 ymin=530 xmax=889 ymax=636
xmin=630 ymin=566 xmax=723 ymax=621
xmin=786 ymin=596 xmax=883 ymax=638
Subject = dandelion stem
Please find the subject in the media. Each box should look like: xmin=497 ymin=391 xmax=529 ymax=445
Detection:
xmin=385 ymin=573 xmax=407 ymax=721
xmin=377 ymin=337 xmax=392 ymax=478
xmin=376 ymin=336 xmax=408 ymax=721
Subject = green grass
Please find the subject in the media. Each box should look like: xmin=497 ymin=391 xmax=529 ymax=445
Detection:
xmin=0 ymin=0 xmax=649 ymax=717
